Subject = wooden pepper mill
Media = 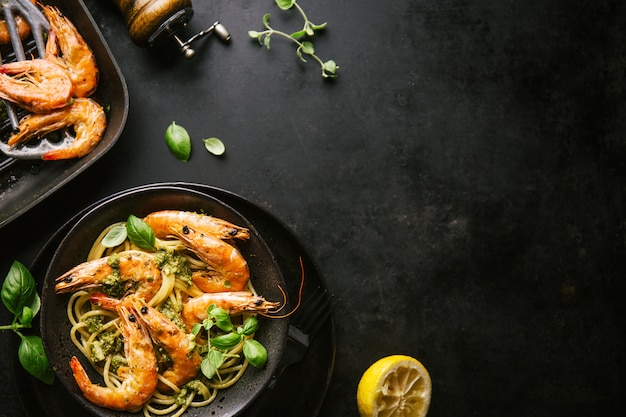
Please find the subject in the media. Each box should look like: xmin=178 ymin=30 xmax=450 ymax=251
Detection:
xmin=110 ymin=0 xmax=230 ymax=58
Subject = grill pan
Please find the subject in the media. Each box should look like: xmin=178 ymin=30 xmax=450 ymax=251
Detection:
xmin=0 ymin=0 xmax=128 ymax=228
xmin=0 ymin=0 xmax=76 ymax=159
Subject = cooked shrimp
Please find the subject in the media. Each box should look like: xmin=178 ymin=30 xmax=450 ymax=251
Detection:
xmin=182 ymin=291 xmax=280 ymax=328
xmin=43 ymin=5 xmax=99 ymax=97
xmin=169 ymin=225 xmax=250 ymax=291
xmin=0 ymin=0 xmax=36 ymax=44
xmin=0 ymin=58 xmax=73 ymax=113
xmin=191 ymin=269 xmax=249 ymax=293
xmin=55 ymin=250 xmax=162 ymax=303
xmin=143 ymin=210 xmax=250 ymax=241
xmin=0 ymin=15 xmax=31 ymax=44
xmin=7 ymin=97 xmax=106 ymax=160
xmin=69 ymin=303 xmax=157 ymax=412
xmin=131 ymin=299 xmax=201 ymax=392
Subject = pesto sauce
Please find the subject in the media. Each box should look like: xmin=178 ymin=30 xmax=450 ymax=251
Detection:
xmin=154 ymin=249 xmax=192 ymax=286
xmin=90 ymin=330 xmax=123 ymax=363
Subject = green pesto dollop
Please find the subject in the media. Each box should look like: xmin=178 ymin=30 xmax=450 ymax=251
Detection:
xmin=85 ymin=315 xmax=102 ymax=333
xmin=90 ymin=331 xmax=123 ymax=363
xmin=154 ymin=249 xmax=192 ymax=286
xmin=159 ymin=298 xmax=185 ymax=330
xmin=101 ymin=254 xmax=124 ymax=298
xmin=175 ymin=380 xmax=206 ymax=405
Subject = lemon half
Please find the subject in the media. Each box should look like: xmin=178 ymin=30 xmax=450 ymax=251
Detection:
xmin=357 ymin=355 xmax=432 ymax=417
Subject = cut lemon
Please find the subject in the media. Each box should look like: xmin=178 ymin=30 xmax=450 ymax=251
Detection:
xmin=357 ymin=355 xmax=432 ymax=417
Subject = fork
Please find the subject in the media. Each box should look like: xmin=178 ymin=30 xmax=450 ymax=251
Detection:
xmin=245 ymin=286 xmax=335 ymax=415
xmin=270 ymin=286 xmax=335 ymax=386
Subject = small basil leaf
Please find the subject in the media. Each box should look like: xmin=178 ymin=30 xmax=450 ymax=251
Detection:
xmin=290 ymin=29 xmax=307 ymax=39
xmin=275 ymin=0 xmax=295 ymax=11
xmin=243 ymin=339 xmax=268 ymax=368
xmin=126 ymin=215 xmax=156 ymax=251
xmin=209 ymin=307 xmax=233 ymax=332
xmin=102 ymin=225 xmax=127 ymax=248
xmin=301 ymin=41 xmax=315 ymax=55
xmin=20 ymin=306 xmax=34 ymax=327
xmin=200 ymin=349 xmax=225 ymax=380
xmin=1 ymin=261 xmax=37 ymax=316
xmin=242 ymin=316 xmax=259 ymax=336
xmin=311 ymin=22 xmax=328 ymax=31
xmin=18 ymin=335 xmax=55 ymax=385
xmin=165 ymin=121 xmax=191 ymax=162
xmin=191 ymin=323 xmax=203 ymax=336
xmin=211 ymin=332 xmax=243 ymax=350
xmin=202 ymin=137 xmax=225 ymax=156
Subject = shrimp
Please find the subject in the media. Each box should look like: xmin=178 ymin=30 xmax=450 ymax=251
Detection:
xmin=143 ymin=210 xmax=250 ymax=241
xmin=43 ymin=5 xmax=99 ymax=98
xmin=55 ymin=250 xmax=162 ymax=303
xmin=7 ymin=97 xmax=107 ymax=160
xmin=131 ymin=299 xmax=201 ymax=392
xmin=182 ymin=291 xmax=280 ymax=329
xmin=191 ymin=269 xmax=248 ymax=293
xmin=0 ymin=58 xmax=73 ymax=113
xmin=0 ymin=15 xmax=30 ymax=44
xmin=69 ymin=303 xmax=157 ymax=412
xmin=0 ymin=0 xmax=36 ymax=44
xmin=169 ymin=225 xmax=251 ymax=292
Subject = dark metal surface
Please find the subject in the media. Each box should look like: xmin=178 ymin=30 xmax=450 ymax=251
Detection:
xmin=1 ymin=0 xmax=625 ymax=416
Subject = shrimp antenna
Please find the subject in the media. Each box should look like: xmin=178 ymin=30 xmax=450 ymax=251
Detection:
xmin=260 ymin=257 xmax=305 ymax=319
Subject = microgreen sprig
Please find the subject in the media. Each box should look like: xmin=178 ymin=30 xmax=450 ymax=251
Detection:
xmin=192 ymin=304 xmax=268 ymax=379
xmin=1 ymin=261 xmax=55 ymax=385
xmin=248 ymin=0 xmax=338 ymax=78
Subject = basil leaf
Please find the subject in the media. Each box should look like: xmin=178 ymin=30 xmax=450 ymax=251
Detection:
xmin=275 ymin=0 xmax=295 ymax=11
xmin=209 ymin=307 xmax=233 ymax=332
xmin=191 ymin=323 xmax=203 ymax=336
xmin=165 ymin=121 xmax=191 ymax=162
xmin=18 ymin=335 xmax=55 ymax=385
xmin=200 ymin=349 xmax=225 ymax=379
xmin=202 ymin=137 xmax=225 ymax=156
xmin=211 ymin=332 xmax=243 ymax=350
xmin=126 ymin=215 xmax=156 ymax=251
xmin=243 ymin=339 xmax=268 ymax=368
xmin=102 ymin=224 xmax=127 ymax=248
xmin=20 ymin=306 xmax=34 ymax=327
xmin=290 ymin=29 xmax=307 ymax=39
xmin=242 ymin=316 xmax=259 ymax=336
xmin=1 ymin=261 xmax=37 ymax=316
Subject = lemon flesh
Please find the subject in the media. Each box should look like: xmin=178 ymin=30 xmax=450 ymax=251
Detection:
xmin=357 ymin=355 xmax=432 ymax=417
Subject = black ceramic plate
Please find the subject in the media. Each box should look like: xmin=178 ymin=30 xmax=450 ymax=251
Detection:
xmin=10 ymin=183 xmax=335 ymax=417
xmin=0 ymin=0 xmax=129 ymax=229
xmin=39 ymin=185 xmax=289 ymax=417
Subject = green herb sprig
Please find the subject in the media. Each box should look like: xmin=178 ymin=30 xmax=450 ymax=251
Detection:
xmin=192 ymin=305 xmax=268 ymax=379
xmin=248 ymin=0 xmax=338 ymax=78
xmin=1 ymin=261 xmax=55 ymax=384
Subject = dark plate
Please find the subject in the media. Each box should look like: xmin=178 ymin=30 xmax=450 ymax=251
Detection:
xmin=10 ymin=183 xmax=335 ymax=417
xmin=39 ymin=185 xmax=289 ymax=417
xmin=0 ymin=0 xmax=129 ymax=229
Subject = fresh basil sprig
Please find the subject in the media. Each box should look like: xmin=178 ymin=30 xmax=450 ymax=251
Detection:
xmin=1 ymin=261 xmax=55 ymax=385
xmin=248 ymin=0 xmax=338 ymax=78
xmin=192 ymin=305 xmax=268 ymax=378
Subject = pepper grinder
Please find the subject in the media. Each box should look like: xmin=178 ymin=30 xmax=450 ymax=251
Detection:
xmin=110 ymin=0 xmax=230 ymax=58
